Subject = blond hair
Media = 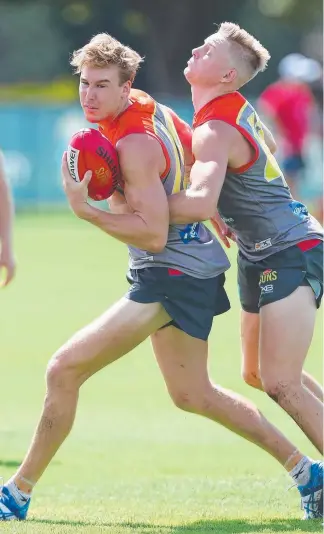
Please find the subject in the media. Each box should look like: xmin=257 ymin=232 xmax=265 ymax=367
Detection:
xmin=217 ymin=22 xmax=270 ymax=84
xmin=70 ymin=33 xmax=144 ymax=84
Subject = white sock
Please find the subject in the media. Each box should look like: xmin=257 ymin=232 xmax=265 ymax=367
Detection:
xmin=6 ymin=480 xmax=31 ymax=506
xmin=289 ymin=456 xmax=312 ymax=486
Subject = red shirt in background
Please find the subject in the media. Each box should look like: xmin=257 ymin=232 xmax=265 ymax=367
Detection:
xmin=258 ymin=81 xmax=314 ymax=157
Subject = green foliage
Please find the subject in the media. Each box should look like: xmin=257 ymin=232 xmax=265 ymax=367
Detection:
xmin=0 ymin=0 xmax=322 ymax=96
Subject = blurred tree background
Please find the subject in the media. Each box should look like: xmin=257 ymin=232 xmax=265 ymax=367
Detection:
xmin=0 ymin=0 xmax=322 ymax=100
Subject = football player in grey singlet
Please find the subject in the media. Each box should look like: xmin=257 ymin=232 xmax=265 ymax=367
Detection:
xmin=169 ymin=22 xmax=323 ymax=518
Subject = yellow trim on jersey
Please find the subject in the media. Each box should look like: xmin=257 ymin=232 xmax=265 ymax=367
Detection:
xmin=247 ymin=111 xmax=284 ymax=183
xmin=161 ymin=107 xmax=184 ymax=194
xmin=236 ymin=101 xmax=248 ymax=125
xmin=151 ymin=100 xmax=159 ymax=139
xmin=151 ymin=101 xmax=175 ymax=182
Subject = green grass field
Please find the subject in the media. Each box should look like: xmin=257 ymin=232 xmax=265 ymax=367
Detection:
xmin=0 ymin=212 xmax=322 ymax=534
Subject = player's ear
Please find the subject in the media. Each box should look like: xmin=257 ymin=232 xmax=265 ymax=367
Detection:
xmin=122 ymin=80 xmax=132 ymax=97
xmin=221 ymin=68 xmax=237 ymax=84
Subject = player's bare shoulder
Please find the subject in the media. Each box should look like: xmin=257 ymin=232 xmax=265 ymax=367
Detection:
xmin=117 ymin=133 xmax=165 ymax=176
xmin=192 ymin=120 xmax=235 ymax=158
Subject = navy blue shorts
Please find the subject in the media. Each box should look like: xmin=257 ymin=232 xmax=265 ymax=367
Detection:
xmin=238 ymin=241 xmax=323 ymax=313
xmin=125 ymin=267 xmax=230 ymax=340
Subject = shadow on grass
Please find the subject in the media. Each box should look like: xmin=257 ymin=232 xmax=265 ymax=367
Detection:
xmin=0 ymin=460 xmax=21 ymax=468
xmin=0 ymin=459 xmax=60 ymax=469
xmin=30 ymin=518 xmax=322 ymax=532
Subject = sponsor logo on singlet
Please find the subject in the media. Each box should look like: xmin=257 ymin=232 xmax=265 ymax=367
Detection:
xmin=289 ymin=201 xmax=309 ymax=219
xmin=179 ymin=223 xmax=202 ymax=244
xmin=222 ymin=216 xmax=235 ymax=225
xmin=254 ymin=238 xmax=272 ymax=252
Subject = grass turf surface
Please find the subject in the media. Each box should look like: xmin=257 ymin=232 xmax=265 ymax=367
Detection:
xmin=0 ymin=212 xmax=322 ymax=533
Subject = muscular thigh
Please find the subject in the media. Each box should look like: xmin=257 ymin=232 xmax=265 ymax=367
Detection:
xmin=241 ymin=310 xmax=260 ymax=378
xmin=151 ymin=326 xmax=209 ymax=399
xmin=259 ymin=285 xmax=317 ymax=381
xmin=52 ymin=297 xmax=171 ymax=382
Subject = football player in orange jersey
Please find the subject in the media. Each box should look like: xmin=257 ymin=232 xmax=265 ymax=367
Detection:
xmin=0 ymin=33 xmax=320 ymax=521
xmin=168 ymin=23 xmax=323 ymax=518
xmin=0 ymin=149 xmax=15 ymax=287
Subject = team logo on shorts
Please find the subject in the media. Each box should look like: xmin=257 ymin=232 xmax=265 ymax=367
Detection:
xmin=259 ymin=269 xmax=277 ymax=294
xmin=260 ymin=284 xmax=274 ymax=293
xmin=259 ymin=269 xmax=277 ymax=284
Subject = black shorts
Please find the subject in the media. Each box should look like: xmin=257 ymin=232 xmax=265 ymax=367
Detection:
xmin=125 ymin=267 xmax=230 ymax=340
xmin=238 ymin=241 xmax=323 ymax=313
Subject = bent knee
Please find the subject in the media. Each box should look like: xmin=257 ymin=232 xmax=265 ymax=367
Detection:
xmin=169 ymin=388 xmax=212 ymax=414
xmin=170 ymin=391 xmax=194 ymax=412
xmin=242 ymin=370 xmax=262 ymax=390
xmin=261 ymin=378 xmax=301 ymax=403
xmin=46 ymin=349 xmax=81 ymax=389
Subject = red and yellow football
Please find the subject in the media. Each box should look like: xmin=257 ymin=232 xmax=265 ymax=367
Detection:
xmin=67 ymin=128 xmax=120 ymax=201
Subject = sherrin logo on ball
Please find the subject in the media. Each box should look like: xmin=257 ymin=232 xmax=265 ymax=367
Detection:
xmin=67 ymin=128 xmax=120 ymax=201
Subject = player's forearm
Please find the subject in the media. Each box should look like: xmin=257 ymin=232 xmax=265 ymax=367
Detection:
xmin=79 ymin=204 xmax=167 ymax=252
xmin=0 ymin=176 xmax=14 ymax=250
xmin=168 ymin=189 xmax=216 ymax=224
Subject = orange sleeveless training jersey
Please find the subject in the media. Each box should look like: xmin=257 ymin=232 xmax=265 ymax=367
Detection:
xmin=99 ymin=89 xmax=193 ymax=181
xmin=193 ymin=91 xmax=259 ymax=173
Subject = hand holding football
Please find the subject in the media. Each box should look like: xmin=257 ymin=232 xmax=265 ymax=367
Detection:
xmin=67 ymin=128 xmax=120 ymax=201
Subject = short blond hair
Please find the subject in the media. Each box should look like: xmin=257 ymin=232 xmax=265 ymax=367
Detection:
xmin=217 ymin=22 xmax=270 ymax=84
xmin=70 ymin=33 xmax=144 ymax=84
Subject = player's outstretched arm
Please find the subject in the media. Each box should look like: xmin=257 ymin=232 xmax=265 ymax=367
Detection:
xmin=62 ymin=134 xmax=169 ymax=253
xmin=168 ymin=121 xmax=232 ymax=224
xmin=0 ymin=150 xmax=15 ymax=286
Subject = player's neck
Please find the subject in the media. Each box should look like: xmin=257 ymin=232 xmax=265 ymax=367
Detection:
xmin=112 ymin=98 xmax=132 ymax=120
xmin=191 ymin=86 xmax=234 ymax=114
xmin=102 ymin=98 xmax=132 ymax=123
